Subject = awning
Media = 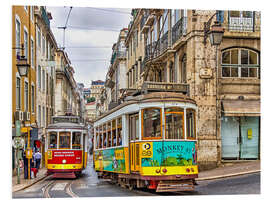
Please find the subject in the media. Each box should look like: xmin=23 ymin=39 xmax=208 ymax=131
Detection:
xmin=222 ymin=100 xmax=260 ymax=117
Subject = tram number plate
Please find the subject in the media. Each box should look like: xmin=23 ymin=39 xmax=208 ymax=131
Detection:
xmin=141 ymin=143 xmax=153 ymax=158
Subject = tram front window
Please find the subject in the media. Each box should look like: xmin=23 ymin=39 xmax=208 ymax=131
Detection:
xmin=59 ymin=132 xmax=71 ymax=149
xmin=165 ymin=107 xmax=184 ymax=139
xmin=48 ymin=132 xmax=57 ymax=149
xmin=143 ymin=108 xmax=162 ymax=139
xmin=72 ymin=132 xmax=81 ymax=149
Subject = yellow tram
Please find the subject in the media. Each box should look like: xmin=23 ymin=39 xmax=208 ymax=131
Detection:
xmin=93 ymin=92 xmax=198 ymax=192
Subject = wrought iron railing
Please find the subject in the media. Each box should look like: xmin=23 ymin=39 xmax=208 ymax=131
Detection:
xmin=172 ymin=17 xmax=187 ymax=45
xmin=41 ymin=6 xmax=50 ymax=29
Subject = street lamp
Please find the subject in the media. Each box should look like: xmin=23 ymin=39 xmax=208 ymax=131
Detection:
xmin=208 ymin=21 xmax=224 ymax=46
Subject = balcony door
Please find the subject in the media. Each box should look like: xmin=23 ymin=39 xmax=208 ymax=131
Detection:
xmin=229 ymin=11 xmax=254 ymax=31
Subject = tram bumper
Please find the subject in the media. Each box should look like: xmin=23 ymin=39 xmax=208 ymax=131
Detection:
xmin=156 ymin=179 xmax=195 ymax=192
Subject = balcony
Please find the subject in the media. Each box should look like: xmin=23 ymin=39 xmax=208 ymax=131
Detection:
xmin=41 ymin=6 xmax=50 ymax=29
xmin=172 ymin=17 xmax=187 ymax=45
xmin=141 ymin=81 xmax=189 ymax=95
xmin=111 ymin=50 xmax=126 ymax=65
xmin=140 ymin=10 xmax=155 ymax=33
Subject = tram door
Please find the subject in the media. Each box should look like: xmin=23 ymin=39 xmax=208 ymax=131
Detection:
xmin=129 ymin=114 xmax=140 ymax=172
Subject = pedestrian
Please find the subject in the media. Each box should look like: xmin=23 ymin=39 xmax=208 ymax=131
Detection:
xmin=34 ymin=149 xmax=42 ymax=169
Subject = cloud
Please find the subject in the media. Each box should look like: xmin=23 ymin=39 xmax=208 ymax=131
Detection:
xmin=47 ymin=6 xmax=131 ymax=87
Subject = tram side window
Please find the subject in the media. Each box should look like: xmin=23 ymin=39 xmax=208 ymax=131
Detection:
xmin=143 ymin=108 xmax=162 ymax=139
xmin=112 ymin=120 xmax=116 ymax=147
xmin=103 ymin=124 xmax=107 ymax=148
xmin=107 ymin=122 xmax=112 ymax=147
xmin=165 ymin=107 xmax=184 ymax=139
xmin=48 ymin=132 xmax=57 ymax=149
xmin=117 ymin=117 xmax=122 ymax=146
xmin=95 ymin=127 xmax=99 ymax=149
xmin=187 ymin=109 xmax=196 ymax=139
xmin=72 ymin=132 xmax=81 ymax=149
xmin=99 ymin=126 xmax=102 ymax=148
xmin=59 ymin=132 xmax=71 ymax=149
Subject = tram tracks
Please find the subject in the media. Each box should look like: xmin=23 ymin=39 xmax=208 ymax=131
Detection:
xmin=42 ymin=179 xmax=78 ymax=198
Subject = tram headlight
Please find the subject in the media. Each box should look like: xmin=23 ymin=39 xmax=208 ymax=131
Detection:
xmin=162 ymin=168 xmax=167 ymax=173
xmin=155 ymin=169 xmax=160 ymax=173
xmin=62 ymin=159 xmax=67 ymax=164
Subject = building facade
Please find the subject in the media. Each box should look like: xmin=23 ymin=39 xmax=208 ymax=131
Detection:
xmin=124 ymin=9 xmax=260 ymax=170
xmin=12 ymin=5 xmax=37 ymax=173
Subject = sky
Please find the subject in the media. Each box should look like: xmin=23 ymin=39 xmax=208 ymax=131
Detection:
xmin=47 ymin=6 xmax=132 ymax=88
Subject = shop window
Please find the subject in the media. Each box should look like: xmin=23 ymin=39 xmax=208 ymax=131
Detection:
xmin=59 ymin=132 xmax=71 ymax=149
xmin=165 ymin=107 xmax=184 ymax=139
xmin=221 ymin=48 xmax=259 ymax=78
xmin=72 ymin=132 xmax=81 ymax=149
xmin=48 ymin=132 xmax=57 ymax=149
xmin=186 ymin=109 xmax=196 ymax=140
xmin=142 ymin=108 xmax=162 ymax=139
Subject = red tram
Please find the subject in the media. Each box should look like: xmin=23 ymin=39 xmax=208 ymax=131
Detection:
xmin=45 ymin=116 xmax=88 ymax=178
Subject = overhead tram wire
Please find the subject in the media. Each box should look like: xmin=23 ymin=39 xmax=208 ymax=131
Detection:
xmin=87 ymin=7 xmax=131 ymax=15
xmin=52 ymin=25 xmax=121 ymax=32
xmin=57 ymin=6 xmax=73 ymax=50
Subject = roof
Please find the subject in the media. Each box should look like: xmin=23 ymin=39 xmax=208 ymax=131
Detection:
xmin=47 ymin=122 xmax=86 ymax=130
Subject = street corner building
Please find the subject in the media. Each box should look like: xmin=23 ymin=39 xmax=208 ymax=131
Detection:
xmin=99 ymin=9 xmax=261 ymax=171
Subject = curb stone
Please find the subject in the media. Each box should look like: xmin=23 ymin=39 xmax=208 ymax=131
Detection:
xmin=196 ymin=170 xmax=260 ymax=181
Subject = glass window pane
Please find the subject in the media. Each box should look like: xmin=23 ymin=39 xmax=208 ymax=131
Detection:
xmin=222 ymin=51 xmax=230 ymax=64
xmin=231 ymin=67 xmax=239 ymax=77
xmin=243 ymin=11 xmax=253 ymax=18
xmin=165 ymin=113 xmax=184 ymax=139
xmin=143 ymin=108 xmax=161 ymax=139
xmin=231 ymin=50 xmax=238 ymax=64
xmin=59 ymin=132 xmax=70 ymax=149
xmin=186 ymin=109 xmax=196 ymax=139
xmin=230 ymin=11 xmax=240 ymax=17
xmin=249 ymin=68 xmax=257 ymax=77
xmin=241 ymin=49 xmax=248 ymax=64
xmin=249 ymin=51 xmax=258 ymax=64
xmin=49 ymin=132 xmax=57 ymax=149
xmin=165 ymin=107 xmax=184 ymax=113
xmin=72 ymin=132 xmax=81 ymax=149
xmin=241 ymin=67 xmax=249 ymax=77
xmin=222 ymin=66 xmax=230 ymax=77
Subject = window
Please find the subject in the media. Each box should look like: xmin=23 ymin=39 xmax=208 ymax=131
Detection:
xmin=42 ymin=106 xmax=45 ymax=127
xmin=37 ymin=27 xmax=41 ymax=48
xmin=24 ymin=30 xmax=28 ymax=59
xmin=117 ymin=117 xmax=122 ymax=146
xmin=16 ymin=77 xmax=21 ymax=109
xmin=31 ymin=38 xmax=34 ymax=66
xmin=130 ymin=114 xmax=139 ymax=141
xmin=59 ymin=132 xmax=71 ymax=149
xmin=165 ymin=107 xmax=184 ymax=139
xmin=154 ymin=19 xmax=157 ymax=41
xmin=107 ymin=122 xmax=112 ymax=147
xmin=42 ymin=69 xmax=45 ymax=91
xmin=181 ymin=54 xmax=187 ymax=83
xmin=42 ymin=35 xmax=45 ymax=55
xmin=48 ymin=132 xmax=57 ymax=149
xmin=229 ymin=11 xmax=254 ymax=31
xmin=38 ymin=105 xmax=41 ymax=126
xmin=142 ymin=108 xmax=162 ymax=139
xmin=30 ymin=6 xmax=34 ymax=22
xmin=24 ymin=81 xmax=28 ymax=111
xmin=102 ymin=124 xmax=106 ymax=148
xmin=15 ymin=18 xmax=21 ymax=55
xmin=31 ymin=85 xmax=34 ymax=113
xmin=221 ymin=48 xmax=259 ymax=78
xmin=112 ymin=120 xmax=116 ymax=147
xmin=38 ymin=66 xmax=41 ymax=89
xmin=186 ymin=109 xmax=196 ymax=140
xmin=24 ymin=6 xmax=28 ymax=12
xmin=72 ymin=132 xmax=81 ymax=149
xmin=164 ymin=10 xmax=169 ymax=33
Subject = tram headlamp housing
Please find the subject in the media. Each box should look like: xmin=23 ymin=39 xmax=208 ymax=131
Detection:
xmin=62 ymin=159 xmax=67 ymax=164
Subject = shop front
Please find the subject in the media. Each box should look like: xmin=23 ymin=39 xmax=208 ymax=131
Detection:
xmin=221 ymin=100 xmax=260 ymax=160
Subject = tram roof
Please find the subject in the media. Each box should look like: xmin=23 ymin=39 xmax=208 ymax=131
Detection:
xmin=46 ymin=122 xmax=87 ymax=130
xmin=95 ymin=92 xmax=196 ymax=122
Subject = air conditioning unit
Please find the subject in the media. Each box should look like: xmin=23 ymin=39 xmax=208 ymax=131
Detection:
xmin=23 ymin=111 xmax=31 ymax=121
xmin=15 ymin=111 xmax=24 ymax=121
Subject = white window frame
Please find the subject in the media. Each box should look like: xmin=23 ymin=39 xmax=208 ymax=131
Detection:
xmin=31 ymin=36 xmax=34 ymax=68
xmin=15 ymin=15 xmax=21 ymax=56
xmin=23 ymin=26 xmax=28 ymax=60
xmin=16 ymin=73 xmax=21 ymax=110
xmin=24 ymin=79 xmax=29 ymax=112
xmin=31 ymin=84 xmax=35 ymax=113
xmin=42 ymin=69 xmax=46 ymax=92
xmin=30 ymin=6 xmax=34 ymax=22
xmin=38 ymin=105 xmax=41 ymax=127
xmin=38 ymin=65 xmax=41 ymax=89
xmin=36 ymin=26 xmax=41 ymax=48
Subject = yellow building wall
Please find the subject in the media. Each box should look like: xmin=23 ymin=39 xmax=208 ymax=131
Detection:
xmin=12 ymin=6 xmax=36 ymax=128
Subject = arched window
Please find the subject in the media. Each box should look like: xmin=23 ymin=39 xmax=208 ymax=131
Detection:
xmin=221 ymin=48 xmax=259 ymax=78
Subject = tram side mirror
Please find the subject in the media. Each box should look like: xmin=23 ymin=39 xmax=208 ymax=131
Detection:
xmin=247 ymin=128 xmax=252 ymax=139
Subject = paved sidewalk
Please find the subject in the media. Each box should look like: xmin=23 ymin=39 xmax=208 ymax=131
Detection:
xmin=12 ymin=167 xmax=48 ymax=193
xmin=197 ymin=160 xmax=261 ymax=181
xmin=12 ymin=161 xmax=260 ymax=193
